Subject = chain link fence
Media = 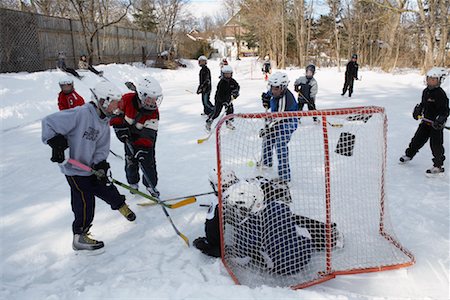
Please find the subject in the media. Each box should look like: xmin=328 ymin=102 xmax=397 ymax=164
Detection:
xmin=0 ymin=8 xmax=159 ymax=73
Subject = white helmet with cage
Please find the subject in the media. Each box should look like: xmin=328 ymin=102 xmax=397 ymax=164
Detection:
xmin=136 ymin=76 xmax=163 ymax=110
xmin=91 ymin=81 xmax=122 ymax=116
xmin=426 ymin=67 xmax=448 ymax=85
xmin=226 ymin=181 xmax=265 ymax=215
xmin=208 ymin=168 xmax=238 ymax=193
xmin=268 ymin=72 xmax=289 ymax=89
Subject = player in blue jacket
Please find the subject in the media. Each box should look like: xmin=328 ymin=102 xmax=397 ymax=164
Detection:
xmin=194 ymin=172 xmax=343 ymax=276
xmin=259 ymin=72 xmax=298 ymax=182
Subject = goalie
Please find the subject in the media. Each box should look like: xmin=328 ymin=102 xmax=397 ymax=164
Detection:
xmin=194 ymin=171 xmax=343 ymax=276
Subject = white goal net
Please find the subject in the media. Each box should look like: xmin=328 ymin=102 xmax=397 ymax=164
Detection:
xmin=215 ymin=106 xmax=415 ymax=289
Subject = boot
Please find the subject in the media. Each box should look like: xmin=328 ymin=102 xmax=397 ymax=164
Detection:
xmin=73 ymin=230 xmax=104 ymax=251
xmin=399 ymin=155 xmax=412 ymax=163
xmin=205 ymin=120 xmax=212 ymax=132
xmin=118 ymin=203 xmax=136 ymax=221
xmin=129 ymin=183 xmax=139 ymax=194
xmin=426 ymin=166 xmax=445 ymax=174
xmin=226 ymin=121 xmax=235 ymax=130
xmin=146 ymin=185 xmax=160 ymax=198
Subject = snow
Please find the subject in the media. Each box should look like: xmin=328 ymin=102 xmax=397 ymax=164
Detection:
xmin=1 ymin=58 xmax=449 ymax=299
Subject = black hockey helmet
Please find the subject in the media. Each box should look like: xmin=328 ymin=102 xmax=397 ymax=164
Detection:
xmin=351 ymin=54 xmax=358 ymax=59
xmin=306 ymin=64 xmax=316 ymax=78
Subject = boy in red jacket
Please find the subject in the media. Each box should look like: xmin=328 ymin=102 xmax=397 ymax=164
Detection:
xmin=57 ymin=77 xmax=85 ymax=110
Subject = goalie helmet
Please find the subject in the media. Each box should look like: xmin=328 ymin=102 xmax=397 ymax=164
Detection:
xmin=208 ymin=168 xmax=238 ymax=193
xmin=268 ymin=72 xmax=289 ymax=89
xmin=136 ymin=76 xmax=163 ymax=110
xmin=227 ymin=181 xmax=265 ymax=215
xmin=91 ymin=81 xmax=122 ymax=117
xmin=426 ymin=67 xmax=448 ymax=86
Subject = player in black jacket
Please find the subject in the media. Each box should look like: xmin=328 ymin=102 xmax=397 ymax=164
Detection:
xmin=205 ymin=65 xmax=240 ymax=131
xmin=400 ymin=67 xmax=449 ymax=175
xmin=196 ymin=56 xmax=214 ymax=115
xmin=341 ymin=54 xmax=359 ymax=97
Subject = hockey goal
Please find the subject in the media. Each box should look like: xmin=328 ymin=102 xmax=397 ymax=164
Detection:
xmin=214 ymin=106 xmax=415 ymax=289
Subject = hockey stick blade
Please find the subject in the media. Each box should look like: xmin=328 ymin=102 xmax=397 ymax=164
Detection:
xmin=327 ymin=121 xmax=343 ymax=128
xmin=137 ymin=197 xmax=196 ymax=208
xmin=197 ymin=132 xmax=213 ymax=144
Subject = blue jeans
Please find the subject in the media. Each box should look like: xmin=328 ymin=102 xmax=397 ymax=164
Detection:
xmin=262 ymin=127 xmax=295 ymax=182
xmin=202 ymin=92 xmax=214 ymax=114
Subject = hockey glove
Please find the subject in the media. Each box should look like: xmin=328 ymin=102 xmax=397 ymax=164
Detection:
xmin=47 ymin=134 xmax=68 ymax=163
xmin=134 ymin=149 xmax=149 ymax=162
xmin=294 ymin=85 xmax=300 ymax=93
xmin=196 ymin=86 xmax=202 ymax=94
xmin=125 ymin=81 xmax=136 ymax=91
xmin=432 ymin=116 xmax=446 ymax=130
xmin=412 ymin=104 xmax=422 ymax=120
xmin=261 ymin=92 xmax=271 ymax=109
xmin=231 ymin=89 xmax=240 ymax=99
xmin=92 ymin=160 xmax=111 ymax=185
xmin=223 ymin=102 xmax=230 ymax=110
xmin=114 ymin=127 xmax=131 ymax=143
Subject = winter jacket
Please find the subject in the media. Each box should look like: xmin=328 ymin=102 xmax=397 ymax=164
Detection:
xmin=57 ymin=90 xmax=85 ymax=110
xmin=79 ymin=60 xmax=89 ymax=69
xmin=110 ymin=92 xmax=159 ymax=149
xmin=198 ymin=65 xmax=212 ymax=94
xmin=294 ymin=76 xmax=318 ymax=103
xmin=214 ymin=77 xmax=240 ymax=105
xmin=345 ymin=61 xmax=358 ymax=79
xmin=418 ymin=87 xmax=449 ymax=124
xmin=42 ymin=102 xmax=111 ymax=176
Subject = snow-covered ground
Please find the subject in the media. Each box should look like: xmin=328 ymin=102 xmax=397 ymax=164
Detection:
xmin=1 ymin=58 xmax=449 ymax=299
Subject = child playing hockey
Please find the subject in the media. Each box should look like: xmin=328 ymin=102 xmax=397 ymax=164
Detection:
xmin=79 ymin=54 xmax=103 ymax=76
xmin=56 ymin=51 xmax=83 ymax=79
xmin=42 ymin=81 xmax=136 ymax=252
xmin=341 ymin=54 xmax=359 ymax=97
xmin=111 ymin=76 xmax=162 ymax=198
xmin=294 ymin=64 xmax=319 ymax=123
xmin=57 ymin=77 xmax=85 ymax=110
xmin=194 ymin=170 xmax=343 ymax=276
xmin=205 ymin=65 xmax=240 ymax=131
xmin=399 ymin=67 xmax=449 ymax=175
xmin=259 ymin=72 xmax=298 ymax=183
xmin=196 ymin=56 xmax=214 ymax=115
xmin=262 ymin=55 xmax=271 ymax=81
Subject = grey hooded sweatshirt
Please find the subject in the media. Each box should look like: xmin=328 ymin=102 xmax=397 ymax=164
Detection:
xmin=42 ymin=102 xmax=111 ymax=176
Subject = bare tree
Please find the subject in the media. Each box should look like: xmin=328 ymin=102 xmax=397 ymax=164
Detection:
xmin=154 ymin=0 xmax=187 ymax=53
xmin=69 ymin=0 xmax=132 ymax=63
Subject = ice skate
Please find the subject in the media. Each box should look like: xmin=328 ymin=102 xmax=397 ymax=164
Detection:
xmin=425 ymin=166 xmax=445 ymax=177
xmin=399 ymin=155 xmax=411 ymax=163
xmin=118 ymin=203 xmax=136 ymax=221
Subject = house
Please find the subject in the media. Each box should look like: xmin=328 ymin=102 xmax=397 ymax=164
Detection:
xmin=223 ymin=10 xmax=258 ymax=58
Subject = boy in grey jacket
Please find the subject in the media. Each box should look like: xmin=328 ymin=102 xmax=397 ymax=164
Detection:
xmin=294 ymin=64 xmax=318 ymax=123
xmin=42 ymin=81 xmax=136 ymax=252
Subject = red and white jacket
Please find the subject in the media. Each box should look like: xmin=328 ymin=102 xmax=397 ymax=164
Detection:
xmin=110 ymin=92 xmax=159 ymax=149
xmin=57 ymin=91 xmax=85 ymax=111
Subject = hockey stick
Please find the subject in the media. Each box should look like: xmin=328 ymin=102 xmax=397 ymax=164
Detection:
xmin=185 ymin=89 xmax=195 ymax=94
xmin=138 ymin=191 xmax=215 ymax=207
xmin=64 ymin=158 xmax=192 ymax=209
xmin=419 ymin=116 xmax=450 ymax=130
xmin=297 ymin=92 xmax=343 ymax=128
xmin=109 ymin=150 xmax=123 ymax=160
xmin=197 ymin=110 xmax=227 ymax=144
xmin=125 ymin=140 xmax=190 ymax=246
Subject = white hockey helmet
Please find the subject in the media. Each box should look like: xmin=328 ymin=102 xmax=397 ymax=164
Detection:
xmin=426 ymin=67 xmax=448 ymax=85
xmin=91 ymin=81 xmax=122 ymax=116
xmin=59 ymin=77 xmax=73 ymax=86
xmin=264 ymin=55 xmax=269 ymax=60
xmin=198 ymin=55 xmax=208 ymax=63
xmin=222 ymin=65 xmax=233 ymax=74
xmin=268 ymin=72 xmax=289 ymax=89
xmin=136 ymin=76 xmax=163 ymax=110
xmin=226 ymin=181 xmax=265 ymax=215
xmin=208 ymin=168 xmax=238 ymax=192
